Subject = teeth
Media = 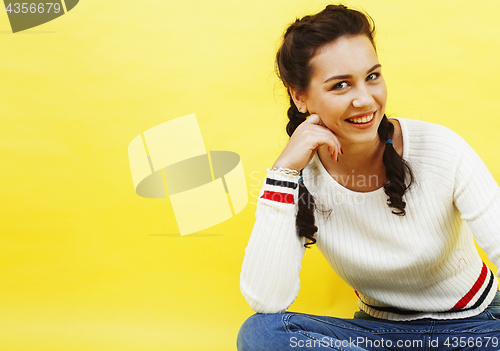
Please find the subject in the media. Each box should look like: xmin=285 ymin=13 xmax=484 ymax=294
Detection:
xmin=348 ymin=113 xmax=374 ymax=124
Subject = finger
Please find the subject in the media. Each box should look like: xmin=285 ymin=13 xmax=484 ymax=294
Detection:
xmin=329 ymin=147 xmax=336 ymax=161
xmin=325 ymin=132 xmax=341 ymax=154
xmin=322 ymin=138 xmax=340 ymax=162
xmin=317 ymin=115 xmax=326 ymax=127
xmin=315 ymin=130 xmax=340 ymax=155
xmin=306 ymin=113 xmax=330 ymax=132
xmin=304 ymin=113 xmax=321 ymax=125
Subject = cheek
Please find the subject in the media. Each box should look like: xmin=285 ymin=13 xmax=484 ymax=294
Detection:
xmin=320 ymin=94 xmax=350 ymax=111
xmin=329 ymin=97 xmax=352 ymax=117
xmin=307 ymin=92 xmax=351 ymax=119
xmin=317 ymin=103 xmax=347 ymax=124
xmin=376 ymin=80 xmax=388 ymax=103
xmin=376 ymin=86 xmax=388 ymax=116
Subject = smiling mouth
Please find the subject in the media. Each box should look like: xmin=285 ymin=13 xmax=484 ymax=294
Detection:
xmin=346 ymin=112 xmax=375 ymax=124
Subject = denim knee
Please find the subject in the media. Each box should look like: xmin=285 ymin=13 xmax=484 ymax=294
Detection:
xmin=237 ymin=313 xmax=284 ymax=351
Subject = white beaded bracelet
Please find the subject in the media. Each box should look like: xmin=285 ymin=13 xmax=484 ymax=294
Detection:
xmin=270 ymin=167 xmax=301 ymax=176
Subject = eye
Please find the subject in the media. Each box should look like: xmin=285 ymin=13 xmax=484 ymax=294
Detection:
xmin=332 ymin=81 xmax=349 ymax=90
xmin=366 ymin=72 xmax=380 ymax=81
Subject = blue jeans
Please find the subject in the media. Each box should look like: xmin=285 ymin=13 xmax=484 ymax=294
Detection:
xmin=237 ymin=291 xmax=500 ymax=350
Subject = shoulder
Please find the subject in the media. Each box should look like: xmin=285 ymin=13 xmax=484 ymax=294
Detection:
xmin=391 ymin=118 xmax=484 ymax=198
xmin=394 ymin=117 xmax=463 ymax=141
xmin=392 ymin=117 xmax=472 ymax=160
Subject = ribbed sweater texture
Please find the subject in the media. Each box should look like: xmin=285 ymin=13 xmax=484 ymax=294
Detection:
xmin=240 ymin=118 xmax=500 ymax=321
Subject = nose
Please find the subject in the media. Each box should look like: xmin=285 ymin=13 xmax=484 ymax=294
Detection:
xmin=352 ymin=84 xmax=375 ymax=108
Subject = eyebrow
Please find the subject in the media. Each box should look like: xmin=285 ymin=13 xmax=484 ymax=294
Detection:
xmin=323 ymin=64 xmax=382 ymax=83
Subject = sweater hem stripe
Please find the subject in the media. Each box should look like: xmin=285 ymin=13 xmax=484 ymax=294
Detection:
xmin=450 ymin=262 xmax=488 ymax=311
xmin=355 ymin=267 xmax=496 ymax=317
xmin=465 ymin=270 xmax=494 ymax=311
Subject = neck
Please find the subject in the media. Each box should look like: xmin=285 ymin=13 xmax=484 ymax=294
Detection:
xmin=319 ymin=136 xmax=385 ymax=173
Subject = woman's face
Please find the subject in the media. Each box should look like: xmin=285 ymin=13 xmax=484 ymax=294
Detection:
xmin=295 ymin=34 xmax=387 ymax=146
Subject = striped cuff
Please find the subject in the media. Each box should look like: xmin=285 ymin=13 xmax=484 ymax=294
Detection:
xmin=259 ymin=169 xmax=300 ymax=205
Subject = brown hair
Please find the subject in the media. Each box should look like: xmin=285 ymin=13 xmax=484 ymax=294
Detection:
xmin=275 ymin=4 xmax=413 ymax=247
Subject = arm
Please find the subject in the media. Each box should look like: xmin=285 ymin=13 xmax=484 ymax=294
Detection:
xmin=452 ymin=134 xmax=500 ymax=276
xmin=240 ymin=114 xmax=340 ymax=313
xmin=240 ymin=169 xmax=306 ymax=313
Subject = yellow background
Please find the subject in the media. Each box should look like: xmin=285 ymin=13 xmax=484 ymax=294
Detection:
xmin=1 ymin=0 xmax=499 ymax=350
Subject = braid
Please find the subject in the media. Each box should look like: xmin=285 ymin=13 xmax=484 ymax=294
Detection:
xmin=378 ymin=115 xmax=414 ymax=215
xmin=285 ymin=97 xmax=317 ymax=247
xmin=286 ymin=97 xmax=308 ymax=137
xmin=297 ymin=170 xmax=318 ymax=248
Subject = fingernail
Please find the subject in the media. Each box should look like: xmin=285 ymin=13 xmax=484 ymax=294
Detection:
xmin=337 ymin=156 xmax=339 ymax=162
xmin=340 ymin=148 xmax=343 ymax=154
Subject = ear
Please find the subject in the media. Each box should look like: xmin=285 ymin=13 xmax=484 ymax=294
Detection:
xmin=289 ymin=87 xmax=307 ymax=113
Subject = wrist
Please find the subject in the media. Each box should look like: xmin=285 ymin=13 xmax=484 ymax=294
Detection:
xmin=270 ymin=167 xmax=301 ymax=176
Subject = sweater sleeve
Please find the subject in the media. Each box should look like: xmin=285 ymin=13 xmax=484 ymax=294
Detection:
xmin=452 ymin=133 xmax=500 ymax=276
xmin=240 ymin=169 xmax=306 ymax=313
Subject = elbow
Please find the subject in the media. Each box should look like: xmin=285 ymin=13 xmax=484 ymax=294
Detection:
xmin=240 ymin=280 xmax=297 ymax=314
xmin=243 ymin=294 xmax=289 ymax=314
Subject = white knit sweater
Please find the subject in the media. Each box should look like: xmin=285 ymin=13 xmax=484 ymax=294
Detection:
xmin=240 ymin=117 xmax=500 ymax=321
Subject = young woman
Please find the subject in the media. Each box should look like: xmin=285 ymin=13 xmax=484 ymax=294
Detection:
xmin=237 ymin=4 xmax=500 ymax=351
